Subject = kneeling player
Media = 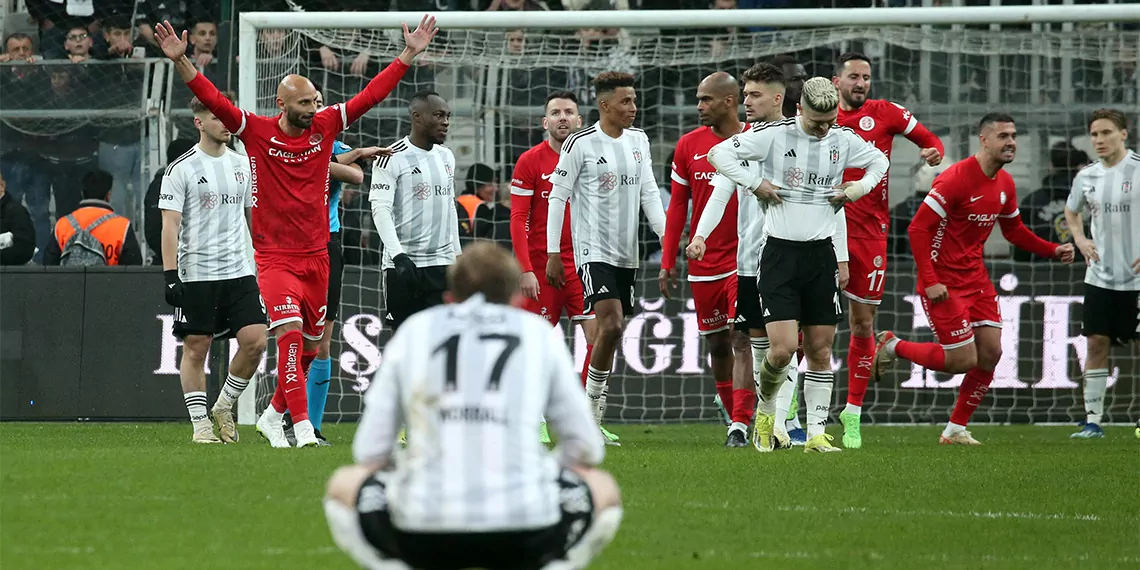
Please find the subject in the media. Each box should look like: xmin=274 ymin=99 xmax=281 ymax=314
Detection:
xmin=322 ymin=243 xmax=623 ymax=570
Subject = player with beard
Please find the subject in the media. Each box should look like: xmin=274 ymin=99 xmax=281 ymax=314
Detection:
xmin=832 ymin=52 xmax=945 ymax=448
xmin=873 ymin=113 xmax=1074 ymax=445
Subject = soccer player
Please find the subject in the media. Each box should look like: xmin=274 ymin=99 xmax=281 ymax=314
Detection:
xmin=1064 ymin=108 xmax=1139 ymax=439
xmin=322 ymin=242 xmax=623 ymax=570
xmin=873 ymin=113 xmax=1075 ymax=445
xmin=509 ymin=90 xmax=599 ymax=443
xmin=708 ymin=77 xmax=890 ymax=453
xmin=832 ymin=52 xmax=945 ymax=449
xmin=370 ymin=91 xmax=461 ymax=331
xmin=155 ymin=16 xmax=437 ymax=448
xmin=547 ymin=71 xmax=667 ymax=445
xmin=160 ymin=94 xmax=268 ymax=444
xmin=768 ymin=54 xmax=807 ymax=119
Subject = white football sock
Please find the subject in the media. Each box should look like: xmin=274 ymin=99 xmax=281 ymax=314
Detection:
xmin=843 ymin=403 xmax=862 ymax=416
xmin=750 ymin=337 xmax=769 ymax=388
xmin=942 ymin=422 xmax=967 ymax=438
xmin=756 ymin=357 xmax=788 ymax=415
xmin=775 ymin=352 xmax=798 ymax=424
xmin=217 ymin=373 xmax=252 ymax=409
xmin=1083 ymin=368 xmax=1108 ymax=425
xmin=585 ymin=366 xmax=610 ymax=399
xmin=803 ymin=370 xmax=834 ymax=439
xmin=184 ymin=391 xmax=208 ymax=424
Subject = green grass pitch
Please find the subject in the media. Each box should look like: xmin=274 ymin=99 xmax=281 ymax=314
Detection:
xmin=2 ymin=423 xmax=1137 ymax=570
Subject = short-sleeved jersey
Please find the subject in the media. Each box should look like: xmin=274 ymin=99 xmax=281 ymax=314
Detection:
xmin=510 ymin=141 xmax=574 ymax=264
xmin=1066 ymin=151 xmax=1140 ymax=291
xmin=369 ymin=137 xmax=461 ymax=270
xmin=922 ymin=157 xmax=1021 ymax=288
xmin=328 ymin=140 xmax=352 ymax=233
xmin=837 ymin=100 xmax=919 ymax=240
xmin=158 ymin=145 xmax=254 ymax=282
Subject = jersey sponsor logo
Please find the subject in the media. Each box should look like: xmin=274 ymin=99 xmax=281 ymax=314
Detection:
xmin=308 ymin=133 xmax=323 ymax=145
xmin=969 ymin=195 xmax=984 ymax=203
xmin=859 ymin=116 xmax=876 ymax=131
xmin=197 ymin=176 xmax=208 ymax=185
xmin=283 ymin=333 xmax=300 ymax=383
xmin=553 ymin=167 xmax=568 ymax=178
xmin=201 ymin=192 xmax=220 ymax=209
xmin=829 ymin=145 xmax=840 ymax=164
xmin=692 ymin=171 xmax=716 ymax=181
xmin=268 ymin=143 xmax=323 ymax=164
xmin=159 ymin=193 xmax=173 ymax=201
xmin=784 ymin=167 xmax=804 ymax=187
xmin=633 ymin=149 xmax=643 ymax=163
xmin=599 ymin=172 xmax=617 ymax=191
xmin=929 ymin=217 xmax=949 ymax=261
xmin=269 ymin=136 xmax=287 ymax=145
xmin=784 ymin=148 xmax=797 ymax=158
xmin=693 ymin=153 xmax=708 ymax=161
xmin=968 ymin=213 xmax=999 ymax=226
xmin=1102 ymin=202 xmax=1132 ymax=214
xmin=413 ymin=182 xmax=453 ymax=200
xmin=541 ymin=172 xmax=553 ymax=181
xmin=372 ymin=182 xmax=390 ymax=191
xmin=596 ymin=156 xmax=608 ymax=165
xmin=411 ymin=166 xmax=422 ymax=175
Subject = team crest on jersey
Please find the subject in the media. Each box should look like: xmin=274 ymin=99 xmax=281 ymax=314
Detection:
xmin=234 ymin=170 xmax=245 ymax=185
xmin=308 ymin=133 xmax=323 ymax=145
xmin=200 ymin=191 xmax=219 ymax=209
xmin=633 ymin=149 xmax=642 ymax=163
xmin=445 ymin=162 xmax=453 ymax=176
xmin=413 ymin=182 xmax=431 ymax=200
xmin=1000 ymin=191 xmax=1007 ymax=205
xmin=829 ymin=145 xmax=840 ymax=164
xmin=859 ymin=116 xmax=875 ymax=131
xmin=873 ymin=255 xmax=883 ymax=268
xmin=599 ymin=172 xmax=618 ymax=191
xmin=1123 ymin=180 xmax=1132 ymax=194
xmin=783 ymin=167 xmax=804 ymax=188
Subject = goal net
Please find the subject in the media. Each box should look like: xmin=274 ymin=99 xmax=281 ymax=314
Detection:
xmin=243 ymin=7 xmax=1139 ymax=426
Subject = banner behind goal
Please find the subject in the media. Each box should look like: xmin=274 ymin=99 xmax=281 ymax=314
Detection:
xmin=238 ymin=7 xmax=1140 ymax=426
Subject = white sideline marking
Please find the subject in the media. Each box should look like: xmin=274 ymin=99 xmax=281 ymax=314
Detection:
xmin=621 ymin=549 xmax=1139 ymax=565
xmin=681 ymin=501 xmax=1103 ymax=522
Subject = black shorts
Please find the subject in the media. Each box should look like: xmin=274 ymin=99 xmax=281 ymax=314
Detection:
xmin=383 ymin=264 xmax=448 ymax=330
xmin=758 ymin=237 xmax=842 ymax=326
xmin=734 ymin=274 xmax=764 ymax=332
xmin=1083 ymin=284 xmax=1140 ymax=346
xmin=173 ymin=276 xmax=266 ymax=339
xmin=357 ymin=469 xmax=594 ymax=570
xmin=578 ymin=262 xmax=636 ymax=315
xmin=326 ymin=232 xmax=344 ymax=321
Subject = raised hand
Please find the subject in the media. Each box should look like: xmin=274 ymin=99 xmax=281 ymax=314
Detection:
xmin=154 ymin=21 xmax=189 ymax=61
xmin=403 ymin=14 xmax=439 ymax=57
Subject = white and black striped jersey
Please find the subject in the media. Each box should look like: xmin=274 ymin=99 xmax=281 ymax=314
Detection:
xmin=707 ymin=117 xmax=887 ymax=245
xmin=370 ymin=137 xmax=462 ymax=271
xmin=353 ymin=294 xmax=605 ymax=533
xmin=1067 ymin=151 xmax=1140 ymax=291
xmin=547 ymin=122 xmax=667 ymax=269
xmin=158 ymin=145 xmax=254 ymax=282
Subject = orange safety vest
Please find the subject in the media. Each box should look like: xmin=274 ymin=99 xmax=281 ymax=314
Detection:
xmin=53 ymin=203 xmax=131 ymax=266
xmin=456 ymin=194 xmax=482 ymax=227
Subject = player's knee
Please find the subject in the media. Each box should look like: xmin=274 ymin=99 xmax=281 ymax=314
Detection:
xmin=976 ymin=344 xmax=1001 ymax=371
xmin=326 ymin=465 xmax=368 ymax=507
xmin=572 ymin=466 xmax=621 ymax=512
xmin=707 ymin=333 xmax=733 ymax=360
xmin=730 ymin=331 xmax=750 ymax=352
xmin=806 ymin=348 xmax=832 ymax=371
xmin=766 ymin=345 xmax=794 ymax=368
xmin=848 ymin=313 xmax=874 ymax=338
xmin=182 ymin=336 xmax=210 ymax=363
xmin=1085 ymin=335 xmax=1110 ymax=367
xmin=944 ymin=345 xmax=978 ymax=374
xmin=316 ymin=340 xmax=332 ymax=359
xmin=239 ymin=332 xmax=267 ymax=359
xmin=596 ymin=316 xmax=623 ymax=341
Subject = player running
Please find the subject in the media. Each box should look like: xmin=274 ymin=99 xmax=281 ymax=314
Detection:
xmin=160 ymin=94 xmax=267 ymax=444
xmin=1064 ymin=109 xmax=1139 ymax=439
xmin=323 ymin=243 xmax=622 ymax=570
xmin=509 ymin=90 xmax=599 ymax=444
xmin=708 ymin=78 xmax=889 ymax=453
xmin=547 ymin=71 xmax=667 ymax=445
xmin=873 ymin=113 xmax=1075 ymax=445
xmin=832 ymin=52 xmax=945 ymax=449
xmin=155 ymin=16 xmax=437 ymax=448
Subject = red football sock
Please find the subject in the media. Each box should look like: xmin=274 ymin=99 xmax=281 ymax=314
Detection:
xmin=846 ymin=334 xmax=875 ymax=407
xmin=895 ymin=339 xmax=947 ymax=370
xmin=270 ymin=381 xmax=286 ymax=413
xmin=715 ymin=381 xmax=734 ymax=415
xmin=275 ymin=330 xmax=310 ymax=423
xmin=731 ymin=388 xmax=756 ymax=425
xmin=580 ymin=344 xmax=594 ymax=387
xmin=949 ymin=368 xmax=995 ymax=426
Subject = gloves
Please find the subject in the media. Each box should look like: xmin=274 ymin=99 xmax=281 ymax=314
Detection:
xmin=392 ymin=253 xmax=419 ymax=286
xmin=164 ymin=269 xmax=185 ymax=307
xmin=0 ymin=232 xmax=13 ymax=250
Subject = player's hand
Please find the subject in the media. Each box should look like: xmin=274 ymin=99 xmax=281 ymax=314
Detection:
xmin=358 ymin=146 xmax=393 ymax=160
xmin=924 ymin=283 xmax=948 ymax=304
xmin=685 ymin=236 xmax=706 ymax=261
xmin=920 ymin=147 xmax=943 ymax=166
xmin=658 ymin=267 xmax=679 ymax=300
xmin=350 ymin=52 xmax=370 ymax=76
xmin=1054 ymin=243 xmax=1075 ymax=265
xmin=520 ymin=271 xmax=541 ymax=300
xmin=838 ymin=261 xmax=850 ymax=290
xmin=1075 ymin=237 xmax=1099 ymax=264
xmin=392 ymin=253 xmax=419 ymax=286
xmin=163 ymin=270 xmax=185 ymax=307
xmin=403 ymin=14 xmax=439 ymax=57
xmin=545 ymin=254 xmax=565 ymax=289
xmin=1132 ymin=257 xmax=1140 ymax=275
xmin=154 ymin=21 xmax=189 ymax=61
xmin=751 ymin=180 xmax=782 ymax=205
xmin=318 ymin=46 xmax=340 ymax=70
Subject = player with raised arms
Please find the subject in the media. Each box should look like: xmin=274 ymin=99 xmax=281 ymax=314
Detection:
xmin=1064 ymin=108 xmax=1139 ymax=439
xmin=154 ymin=16 xmax=437 ymax=448
xmin=708 ymin=77 xmax=889 ymax=453
xmin=832 ymin=52 xmax=946 ymax=449
xmin=509 ymin=90 xmax=598 ymax=443
xmin=873 ymin=113 xmax=1075 ymax=445
xmin=160 ymin=93 xmax=267 ymax=444
xmin=322 ymin=242 xmax=623 ymax=570
xmin=547 ymin=71 xmax=667 ymax=445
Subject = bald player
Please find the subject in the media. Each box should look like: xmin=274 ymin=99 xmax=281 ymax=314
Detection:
xmin=155 ymin=17 xmax=437 ymax=448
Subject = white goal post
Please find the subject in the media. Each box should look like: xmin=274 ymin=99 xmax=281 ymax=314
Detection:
xmin=233 ymin=5 xmax=1139 ymax=426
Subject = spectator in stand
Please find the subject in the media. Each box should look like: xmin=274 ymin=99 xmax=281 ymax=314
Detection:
xmin=62 ymin=26 xmax=94 ymax=62
xmin=44 ymin=169 xmax=143 ymax=266
xmin=474 ymin=181 xmax=512 ymax=250
xmin=1 ymin=33 xmax=39 ymax=63
xmin=94 ymin=15 xmax=146 ymax=60
xmin=93 ymin=15 xmax=147 ymax=227
xmin=187 ymin=19 xmax=218 ymax=70
xmin=457 ymin=164 xmax=499 ymax=239
xmin=888 ymin=158 xmax=952 ymax=258
xmin=144 ymin=138 xmax=197 ymax=262
xmin=1015 ymin=141 xmax=1090 ymax=262
xmin=484 ymin=0 xmax=549 ymax=10
xmin=0 ymin=171 xmax=37 ymax=266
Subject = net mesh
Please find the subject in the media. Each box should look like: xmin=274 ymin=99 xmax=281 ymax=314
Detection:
xmin=250 ymin=16 xmax=1139 ymax=425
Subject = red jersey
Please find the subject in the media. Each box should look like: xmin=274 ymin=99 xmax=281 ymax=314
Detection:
xmin=662 ymin=124 xmax=745 ymax=280
xmin=509 ymin=141 xmax=574 ymax=272
xmin=186 ymin=59 xmax=410 ymax=255
xmin=837 ymin=99 xmax=944 ymax=240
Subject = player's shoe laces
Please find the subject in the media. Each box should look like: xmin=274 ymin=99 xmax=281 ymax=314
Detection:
xmin=724 ymin=423 xmax=748 ymax=448
xmin=804 ymin=433 xmax=841 ymax=453
xmin=871 ymin=331 xmax=899 ymax=382
xmin=539 ymin=421 xmax=551 ymax=444
xmin=839 ymin=410 xmax=862 ymax=449
xmin=713 ymin=394 xmax=731 ymax=426
xmin=1070 ymin=423 xmax=1105 ymax=439
xmin=192 ymin=422 xmax=221 ymax=444
xmin=772 ymin=421 xmax=791 ymax=450
xmin=787 ymin=427 xmax=807 ymax=446
xmin=314 ymin=429 xmax=332 ymax=447
xmin=255 ymin=411 xmax=290 ymax=448
xmin=293 ymin=419 xmax=319 ymax=448
xmin=211 ymin=406 xmax=238 ymax=443
xmin=752 ymin=413 xmax=776 ymax=452
xmin=939 ymin=430 xmax=981 ymax=445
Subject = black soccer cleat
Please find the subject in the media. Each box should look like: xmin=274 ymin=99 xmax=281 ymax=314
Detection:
xmin=282 ymin=413 xmax=297 ymax=447
xmin=314 ymin=429 xmax=332 ymax=447
xmin=725 ymin=426 xmax=748 ymax=448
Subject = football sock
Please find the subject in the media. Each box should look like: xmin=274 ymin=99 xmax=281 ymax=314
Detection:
xmin=184 ymin=391 xmax=208 ymax=424
xmin=756 ymin=357 xmax=788 ymax=415
xmin=942 ymin=421 xmax=967 ymax=439
xmin=217 ymin=373 xmax=251 ymax=409
xmin=307 ymin=357 xmax=332 ymax=431
xmin=750 ymin=336 xmax=769 ymax=387
xmin=585 ymin=365 xmax=610 ymax=400
xmin=275 ymin=330 xmax=310 ymax=423
xmin=948 ymin=368 xmax=995 ymax=428
xmin=846 ymin=334 xmax=875 ymax=408
xmin=580 ymin=344 xmax=594 ymax=387
xmin=730 ymin=388 xmax=756 ymax=425
xmin=715 ymin=380 xmax=735 ymax=415
xmin=895 ymin=339 xmax=947 ymax=370
xmin=804 ymin=370 xmax=834 ymax=439
xmin=775 ymin=352 xmax=798 ymax=424
xmin=1083 ymin=368 xmax=1108 ymax=425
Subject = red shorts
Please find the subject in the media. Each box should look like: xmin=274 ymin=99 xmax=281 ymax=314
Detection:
xmin=844 ymin=238 xmax=888 ymax=305
xmin=256 ymin=252 xmax=330 ymax=341
xmin=524 ymin=258 xmax=592 ymax=325
xmin=919 ymin=280 xmax=1001 ymax=349
xmin=692 ymin=275 xmax=737 ymax=335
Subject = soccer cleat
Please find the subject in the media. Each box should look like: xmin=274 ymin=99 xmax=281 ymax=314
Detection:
xmin=804 ymin=433 xmax=842 ymax=453
xmin=939 ymin=430 xmax=981 ymax=445
xmin=752 ymin=413 xmax=776 ymax=452
xmin=1070 ymin=423 xmax=1105 ymax=439
xmin=870 ymin=331 xmax=898 ymax=382
xmin=725 ymin=423 xmax=748 ymax=448
xmin=839 ymin=410 xmax=862 ymax=449
xmin=192 ymin=422 xmax=221 ymax=444
xmin=293 ymin=419 xmax=319 ymax=448
xmin=600 ymin=426 xmax=621 ymax=446
xmin=539 ymin=421 xmax=551 ymax=444
xmin=787 ymin=427 xmax=807 ymax=446
xmin=255 ymin=411 xmax=291 ymax=448
xmin=772 ymin=422 xmax=791 ymax=450
xmin=282 ymin=413 xmax=297 ymax=447
xmin=1135 ymin=420 xmax=1139 ymax=440
xmin=713 ymin=394 xmax=731 ymax=426
xmin=314 ymin=429 xmax=332 ymax=447
xmin=211 ymin=406 xmax=238 ymax=443
xmin=398 ymin=428 xmax=407 ymax=446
